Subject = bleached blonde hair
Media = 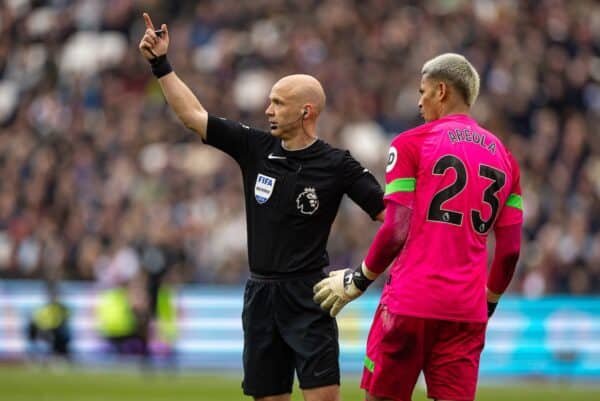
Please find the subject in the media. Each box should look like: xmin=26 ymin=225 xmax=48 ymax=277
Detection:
xmin=421 ymin=53 xmax=480 ymax=106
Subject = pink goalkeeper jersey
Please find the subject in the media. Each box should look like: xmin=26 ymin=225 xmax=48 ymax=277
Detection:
xmin=381 ymin=114 xmax=523 ymax=323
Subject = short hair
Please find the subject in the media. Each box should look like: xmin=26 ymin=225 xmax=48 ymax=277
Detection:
xmin=421 ymin=53 xmax=480 ymax=106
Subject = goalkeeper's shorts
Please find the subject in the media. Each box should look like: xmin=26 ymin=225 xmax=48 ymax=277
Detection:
xmin=241 ymin=271 xmax=340 ymax=397
xmin=361 ymin=304 xmax=486 ymax=401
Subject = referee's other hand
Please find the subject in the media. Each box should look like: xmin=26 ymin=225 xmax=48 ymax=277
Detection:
xmin=139 ymin=12 xmax=169 ymax=61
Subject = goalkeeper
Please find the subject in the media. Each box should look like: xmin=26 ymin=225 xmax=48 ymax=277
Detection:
xmin=314 ymin=53 xmax=523 ymax=401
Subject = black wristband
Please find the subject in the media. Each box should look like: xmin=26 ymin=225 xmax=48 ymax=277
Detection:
xmin=351 ymin=266 xmax=374 ymax=292
xmin=150 ymin=55 xmax=173 ymax=79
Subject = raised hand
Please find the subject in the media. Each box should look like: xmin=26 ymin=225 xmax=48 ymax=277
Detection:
xmin=139 ymin=12 xmax=169 ymax=61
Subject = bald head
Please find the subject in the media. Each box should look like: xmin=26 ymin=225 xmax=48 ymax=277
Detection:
xmin=272 ymin=74 xmax=326 ymax=115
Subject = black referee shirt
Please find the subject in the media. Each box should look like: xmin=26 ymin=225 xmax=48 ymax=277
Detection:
xmin=205 ymin=115 xmax=384 ymax=277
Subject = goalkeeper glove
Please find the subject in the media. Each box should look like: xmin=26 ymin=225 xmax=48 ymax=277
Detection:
xmin=313 ymin=262 xmax=377 ymax=317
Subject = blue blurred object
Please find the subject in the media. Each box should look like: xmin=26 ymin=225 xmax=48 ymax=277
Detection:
xmin=0 ymin=280 xmax=598 ymax=379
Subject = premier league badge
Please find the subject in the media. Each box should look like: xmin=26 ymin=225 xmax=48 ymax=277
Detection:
xmin=296 ymin=187 xmax=319 ymax=215
xmin=255 ymin=173 xmax=276 ymax=204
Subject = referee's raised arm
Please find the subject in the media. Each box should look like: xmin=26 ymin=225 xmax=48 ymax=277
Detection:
xmin=138 ymin=13 xmax=208 ymax=140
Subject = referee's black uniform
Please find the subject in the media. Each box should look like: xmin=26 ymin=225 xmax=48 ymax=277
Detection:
xmin=205 ymin=115 xmax=384 ymax=397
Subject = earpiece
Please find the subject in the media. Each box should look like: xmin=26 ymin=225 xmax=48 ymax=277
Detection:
xmin=303 ymin=108 xmax=308 ymax=118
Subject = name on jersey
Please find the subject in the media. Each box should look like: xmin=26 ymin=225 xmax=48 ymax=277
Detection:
xmin=447 ymin=129 xmax=496 ymax=154
xmin=255 ymin=174 xmax=276 ymax=204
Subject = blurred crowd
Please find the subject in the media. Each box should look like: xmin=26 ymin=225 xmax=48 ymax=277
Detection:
xmin=0 ymin=0 xmax=599 ymax=296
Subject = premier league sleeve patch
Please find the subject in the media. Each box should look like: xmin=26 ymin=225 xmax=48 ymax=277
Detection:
xmin=255 ymin=173 xmax=276 ymax=204
xmin=386 ymin=146 xmax=398 ymax=173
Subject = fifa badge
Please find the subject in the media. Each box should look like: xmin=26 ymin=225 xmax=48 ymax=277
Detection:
xmin=255 ymin=173 xmax=276 ymax=204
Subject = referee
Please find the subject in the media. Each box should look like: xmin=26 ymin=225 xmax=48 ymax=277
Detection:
xmin=139 ymin=14 xmax=384 ymax=401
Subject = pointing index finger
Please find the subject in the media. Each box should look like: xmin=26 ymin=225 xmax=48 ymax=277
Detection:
xmin=143 ymin=12 xmax=155 ymax=30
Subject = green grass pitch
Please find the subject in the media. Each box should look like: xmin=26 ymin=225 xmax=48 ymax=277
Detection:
xmin=1 ymin=366 xmax=598 ymax=401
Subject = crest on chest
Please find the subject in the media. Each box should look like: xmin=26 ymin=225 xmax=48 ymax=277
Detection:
xmin=296 ymin=187 xmax=319 ymax=215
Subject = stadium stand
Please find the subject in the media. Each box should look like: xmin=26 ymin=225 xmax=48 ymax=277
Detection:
xmin=0 ymin=0 xmax=599 ymax=298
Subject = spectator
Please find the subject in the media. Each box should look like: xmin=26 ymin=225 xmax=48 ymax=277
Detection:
xmin=0 ymin=0 xmax=598 ymax=296
xmin=26 ymin=283 xmax=71 ymax=363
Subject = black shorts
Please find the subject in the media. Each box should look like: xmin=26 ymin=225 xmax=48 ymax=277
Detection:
xmin=241 ymin=271 xmax=340 ymax=397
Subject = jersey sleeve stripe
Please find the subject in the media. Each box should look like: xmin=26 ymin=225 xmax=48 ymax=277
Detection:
xmin=506 ymin=193 xmax=523 ymax=210
xmin=385 ymin=178 xmax=416 ymax=195
xmin=364 ymin=355 xmax=375 ymax=372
